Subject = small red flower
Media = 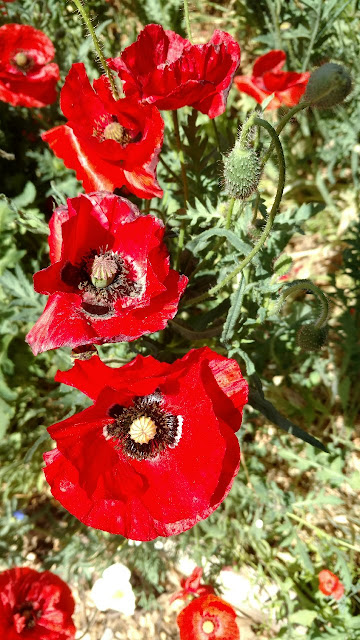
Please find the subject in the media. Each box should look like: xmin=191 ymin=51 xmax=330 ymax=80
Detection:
xmin=0 ymin=567 xmax=76 ymax=639
xmin=170 ymin=567 xmax=215 ymax=603
xmin=0 ymin=24 xmax=59 ymax=108
xmin=177 ymin=593 xmax=239 ymax=640
xmin=234 ymin=50 xmax=310 ymax=110
xmin=42 ymin=63 xmax=164 ymax=198
xmin=108 ymin=24 xmax=240 ymax=118
xmin=318 ymin=570 xmax=345 ymax=600
xmin=26 ymin=192 xmax=187 ymax=355
xmin=43 ymin=347 xmax=248 ymax=540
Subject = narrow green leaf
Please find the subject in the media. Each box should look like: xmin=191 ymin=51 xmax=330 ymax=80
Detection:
xmin=248 ymin=388 xmax=328 ymax=452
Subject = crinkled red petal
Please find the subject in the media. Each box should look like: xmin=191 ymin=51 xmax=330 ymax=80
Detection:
xmin=253 ymin=49 xmax=286 ymax=77
xmin=43 ymin=349 xmax=247 ymax=539
xmin=177 ymin=594 xmax=239 ymax=640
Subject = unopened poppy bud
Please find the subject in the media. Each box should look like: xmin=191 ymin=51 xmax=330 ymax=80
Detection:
xmin=296 ymin=324 xmax=328 ymax=351
xmin=304 ymin=63 xmax=352 ymax=108
xmin=223 ymin=145 xmax=260 ymax=200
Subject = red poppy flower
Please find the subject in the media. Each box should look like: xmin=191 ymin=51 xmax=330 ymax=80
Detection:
xmin=42 ymin=63 xmax=164 ymax=198
xmin=108 ymin=24 xmax=240 ymax=118
xmin=26 ymin=192 xmax=187 ymax=355
xmin=234 ymin=50 xmax=310 ymax=110
xmin=177 ymin=593 xmax=239 ymax=640
xmin=318 ymin=570 xmax=345 ymax=600
xmin=0 ymin=24 xmax=59 ymax=108
xmin=170 ymin=567 xmax=215 ymax=603
xmin=43 ymin=347 xmax=248 ymax=540
xmin=0 ymin=567 xmax=76 ymax=639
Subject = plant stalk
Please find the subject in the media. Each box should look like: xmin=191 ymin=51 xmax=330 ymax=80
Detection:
xmin=71 ymin=0 xmax=121 ymax=100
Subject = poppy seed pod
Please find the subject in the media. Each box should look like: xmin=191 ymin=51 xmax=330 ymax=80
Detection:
xmin=223 ymin=145 xmax=260 ymax=200
xmin=304 ymin=63 xmax=352 ymax=108
xmin=296 ymin=324 xmax=328 ymax=351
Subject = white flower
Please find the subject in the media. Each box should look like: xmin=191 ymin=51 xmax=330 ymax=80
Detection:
xmin=154 ymin=541 xmax=164 ymax=550
xmin=91 ymin=563 xmax=136 ymax=616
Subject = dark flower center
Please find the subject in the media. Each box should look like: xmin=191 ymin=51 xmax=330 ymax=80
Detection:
xmin=104 ymin=390 xmax=183 ymax=460
xmin=13 ymin=601 xmax=40 ymax=630
xmin=93 ymin=116 xmax=133 ymax=146
xmin=12 ymin=51 xmax=33 ymax=72
xmin=61 ymin=249 xmax=140 ymax=317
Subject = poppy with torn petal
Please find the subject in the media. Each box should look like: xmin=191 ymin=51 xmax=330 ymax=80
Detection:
xmin=108 ymin=24 xmax=240 ymax=118
xmin=43 ymin=347 xmax=248 ymax=540
xmin=0 ymin=567 xmax=75 ymax=639
xmin=234 ymin=50 xmax=310 ymax=110
xmin=0 ymin=24 xmax=59 ymax=108
xmin=42 ymin=63 xmax=164 ymax=198
xmin=170 ymin=567 xmax=215 ymax=603
xmin=26 ymin=192 xmax=187 ymax=355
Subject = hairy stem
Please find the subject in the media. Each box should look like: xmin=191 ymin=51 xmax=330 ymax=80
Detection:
xmin=172 ymin=110 xmax=189 ymax=270
xmin=72 ymin=0 xmax=121 ymax=99
xmin=261 ymin=101 xmax=311 ymax=168
xmin=183 ymin=0 xmax=194 ymax=43
xmin=276 ymin=280 xmax=330 ymax=327
xmin=186 ymin=118 xmax=285 ymax=307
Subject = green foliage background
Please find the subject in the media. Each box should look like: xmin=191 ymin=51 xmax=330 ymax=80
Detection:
xmin=0 ymin=0 xmax=359 ymax=637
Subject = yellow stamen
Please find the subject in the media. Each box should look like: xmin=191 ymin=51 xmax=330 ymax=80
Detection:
xmin=202 ymin=620 xmax=215 ymax=634
xmin=104 ymin=122 xmax=129 ymax=143
xmin=129 ymin=416 xmax=157 ymax=444
xmin=14 ymin=52 xmax=29 ymax=68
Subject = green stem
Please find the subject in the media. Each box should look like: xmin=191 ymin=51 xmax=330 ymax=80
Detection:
xmin=265 ymin=0 xmax=282 ymax=49
xmin=186 ymin=117 xmax=285 ymax=307
xmin=301 ymin=2 xmax=321 ymax=72
xmin=183 ymin=0 xmax=194 ymax=43
xmin=238 ymin=113 xmax=256 ymax=148
xmin=287 ymin=512 xmax=360 ymax=553
xmin=72 ymin=0 xmax=120 ymax=99
xmin=277 ymin=280 xmax=329 ymax=327
xmin=172 ymin=110 xmax=189 ymax=270
xmin=261 ymin=101 xmax=311 ymax=168
xmin=212 ymin=119 xmax=221 ymax=150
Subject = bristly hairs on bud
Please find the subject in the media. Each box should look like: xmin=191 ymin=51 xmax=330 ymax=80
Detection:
xmin=222 ymin=114 xmax=261 ymax=200
xmin=272 ymin=279 xmax=330 ymax=352
xmin=303 ymin=63 xmax=352 ymax=108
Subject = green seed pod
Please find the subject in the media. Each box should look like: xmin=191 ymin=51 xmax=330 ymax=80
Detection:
xmin=223 ymin=146 xmax=261 ymax=200
xmin=296 ymin=324 xmax=328 ymax=352
xmin=90 ymin=254 xmax=118 ymax=289
xmin=304 ymin=63 xmax=352 ymax=108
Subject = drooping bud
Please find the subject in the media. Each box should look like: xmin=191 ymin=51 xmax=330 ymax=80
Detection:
xmin=296 ymin=324 xmax=328 ymax=351
xmin=90 ymin=254 xmax=118 ymax=288
xmin=304 ymin=63 xmax=352 ymax=108
xmin=223 ymin=145 xmax=261 ymax=200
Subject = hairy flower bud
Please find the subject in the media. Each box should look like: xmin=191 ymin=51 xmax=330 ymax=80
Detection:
xmin=223 ymin=146 xmax=260 ymax=200
xmin=304 ymin=63 xmax=352 ymax=108
xmin=296 ymin=324 xmax=328 ymax=351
